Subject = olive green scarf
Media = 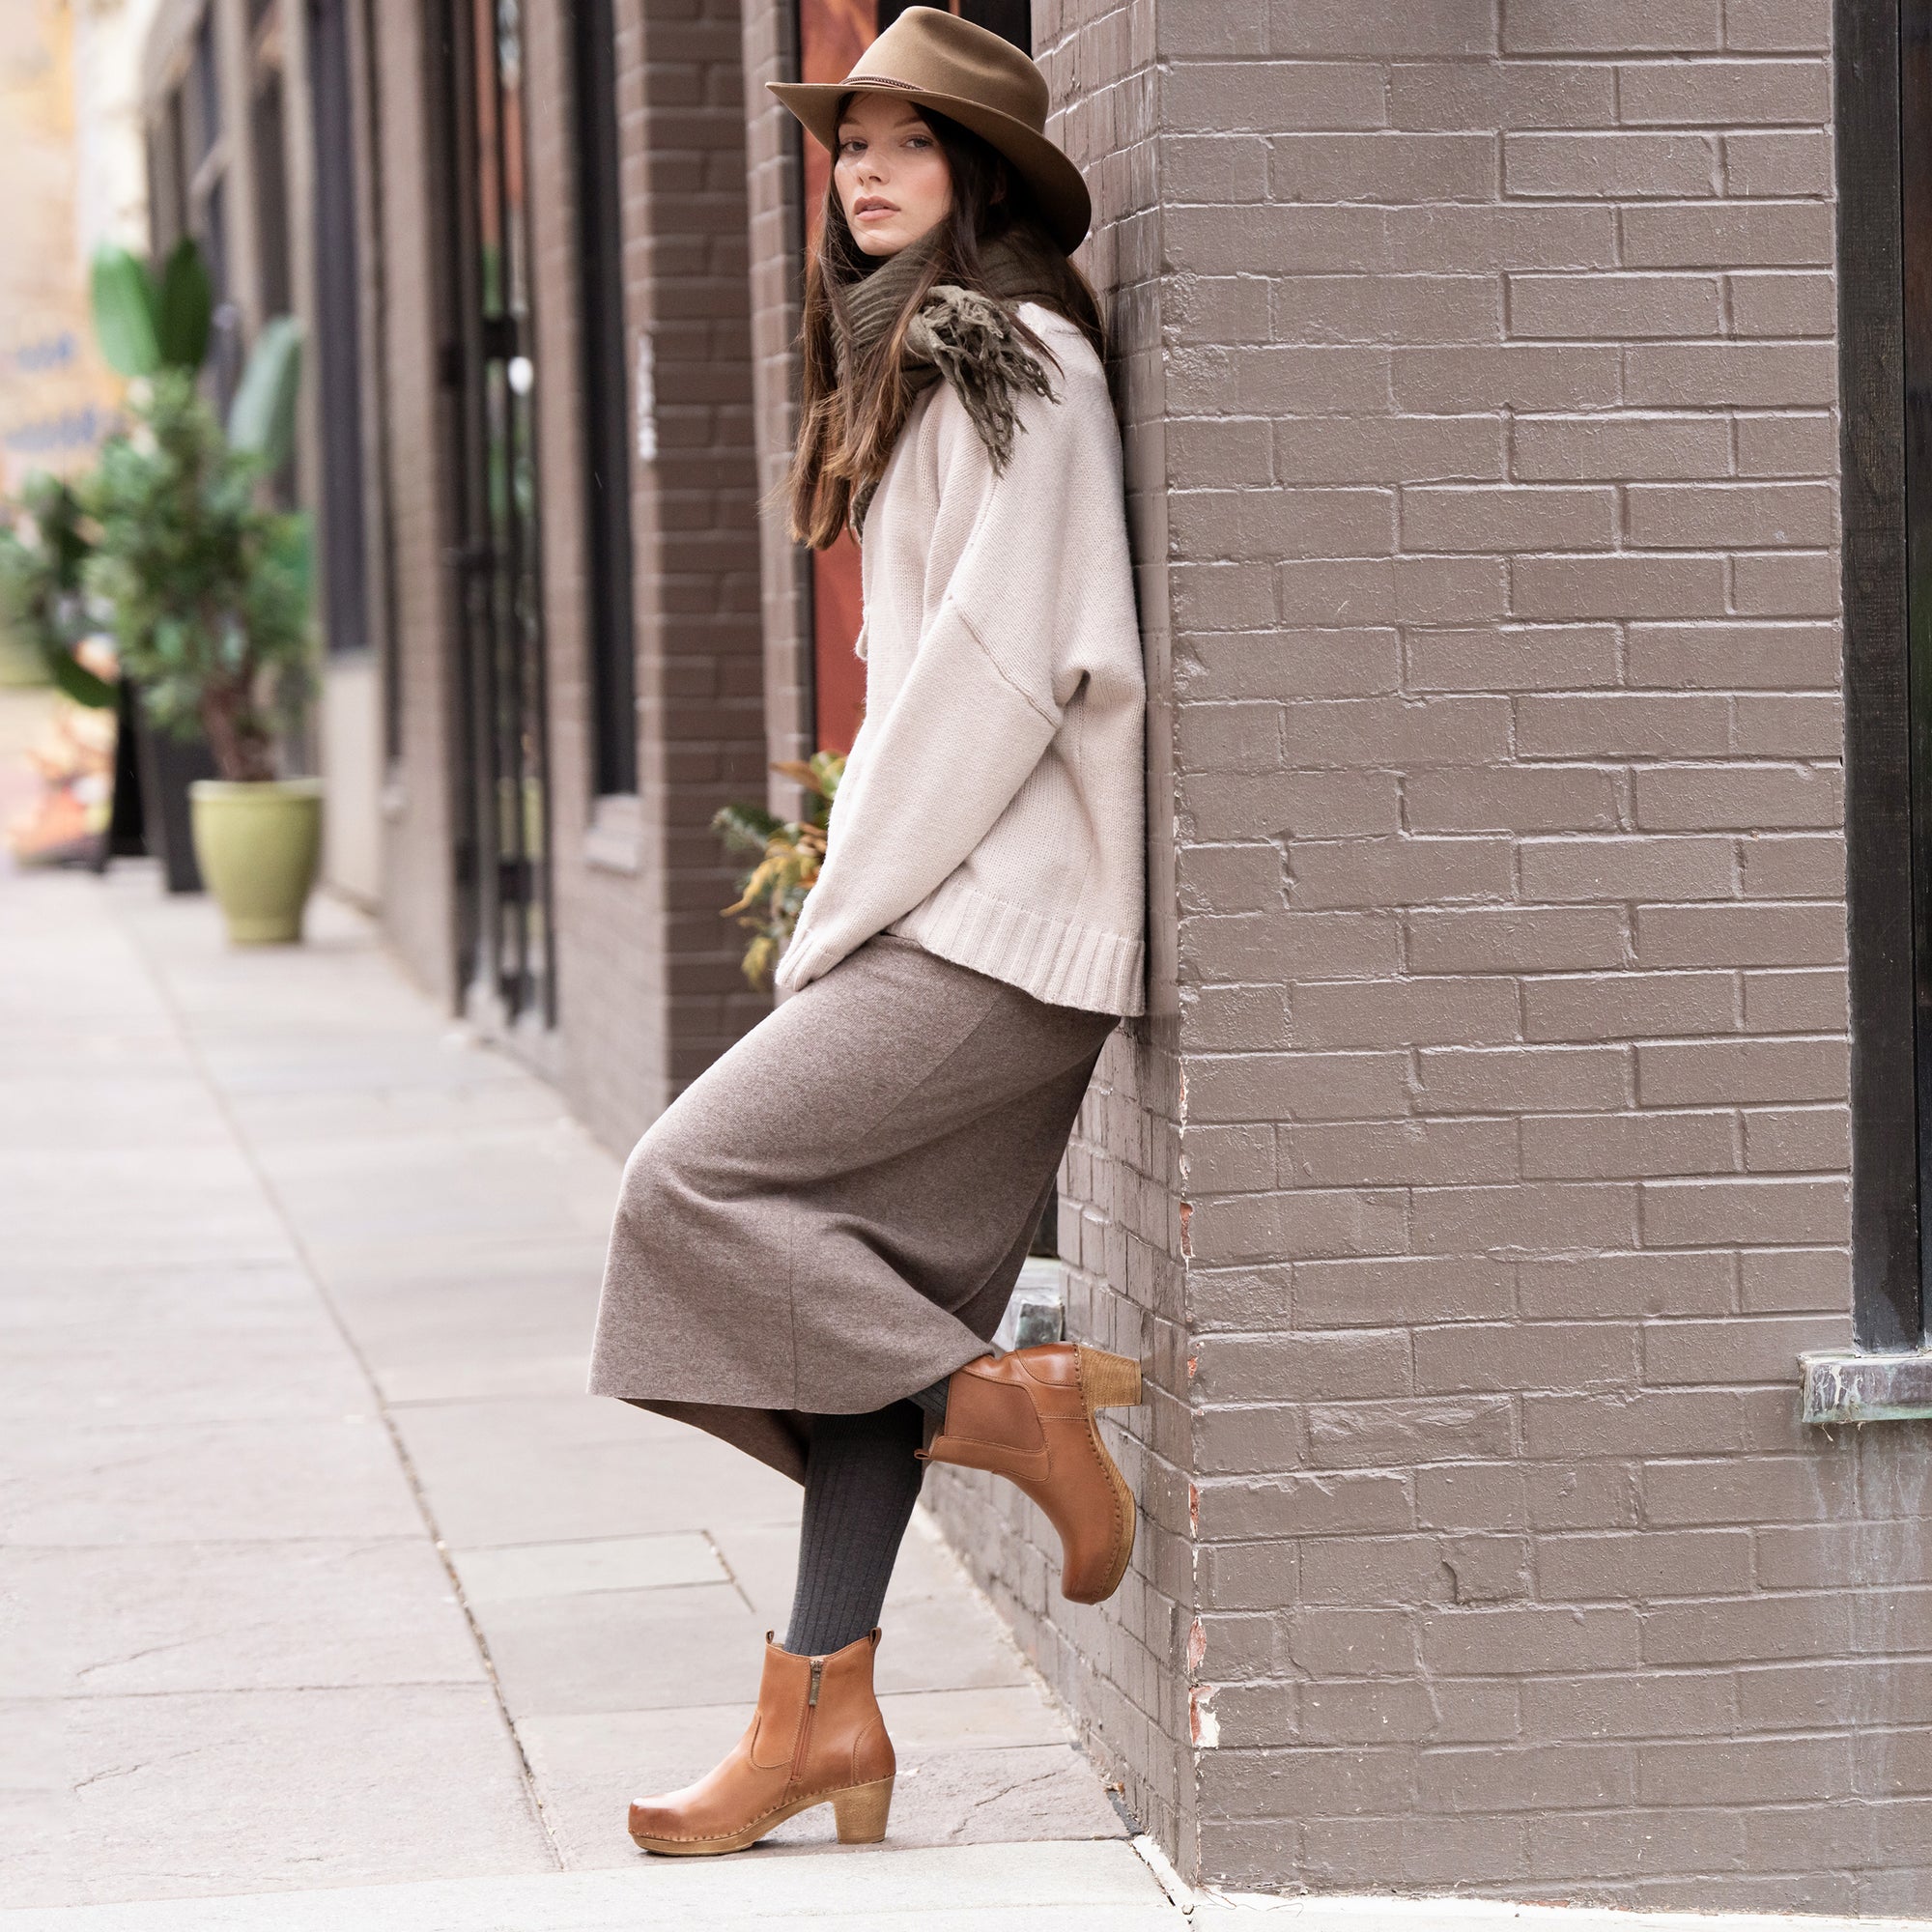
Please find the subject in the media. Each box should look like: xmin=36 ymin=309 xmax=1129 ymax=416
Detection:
xmin=838 ymin=230 xmax=1067 ymax=535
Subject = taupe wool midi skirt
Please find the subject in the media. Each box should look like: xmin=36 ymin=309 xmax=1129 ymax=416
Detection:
xmin=587 ymin=933 xmax=1117 ymax=1484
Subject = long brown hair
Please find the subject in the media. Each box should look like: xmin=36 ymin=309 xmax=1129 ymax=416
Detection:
xmin=787 ymin=106 xmax=1103 ymax=551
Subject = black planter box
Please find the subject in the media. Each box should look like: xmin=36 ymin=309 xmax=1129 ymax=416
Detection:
xmin=130 ymin=698 xmax=218 ymax=895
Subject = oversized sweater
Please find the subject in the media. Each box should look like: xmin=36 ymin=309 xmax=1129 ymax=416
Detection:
xmin=774 ymin=303 xmax=1148 ymax=1017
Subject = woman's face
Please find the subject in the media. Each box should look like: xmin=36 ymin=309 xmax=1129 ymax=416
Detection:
xmin=834 ymin=95 xmax=952 ymax=257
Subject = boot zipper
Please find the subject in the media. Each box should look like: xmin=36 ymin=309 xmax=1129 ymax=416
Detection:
xmin=788 ymin=1659 xmax=823 ymax=1788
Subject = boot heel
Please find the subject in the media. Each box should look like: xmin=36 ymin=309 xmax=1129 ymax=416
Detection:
xmin=1080 ymin=1348 xmax=1144 ymax=1409
xmin=833 ymin=1775 xmax=895 ymax=1844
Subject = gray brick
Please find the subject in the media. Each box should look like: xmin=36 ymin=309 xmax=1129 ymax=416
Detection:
xmin=1195 ymin=1470 xmax=1415 ymax=1544
xmin=1284 ymin=1116 xmax=1518 ymax=1187
xmin=1404 ymin=765 xmax=1623 ymax=834
xmin=1287 ymin=835 xmax=1513 ymax=909
xmin=1193 ymin=1329 xmax=1411 ymax=1404
xmin=1512 ymin=412 xmax=1732 ymax=481
xmin=1411 ymin=1179 xmax=1639 ymax=1254
xmin=1517 ymin=1250 xmax=1736 ymax=1318
xmin=1295 ymin=1256 xmax=1519 ymax=1328
xmin=1520 ymin=1108 xmax=1742 ymax=1179
xmin=1638 ymin=1735 xmax=1854 ymax=1804
xmin=1505 ymin=132 xmax=1720 ymax=198
xmin=1640 ymin=1455 xmax=1858 ymax=1525
xmin=1621 ymin=199 xmax=1834 ymax=268
xmin=1520 ymin=971 xmax=1740 ymax=1043
xmin=1523 ymin=1667 xmax=1739 ymax=1737
xmin=1511 ymin=553 xmax=1728 ymax=620
xmin=1506 ymin=0 xmax=1722 ymax=51
xmin=1406 ymin=906 xmax=1628 ymax=974
xmin=1413 ymin=1319 xmax=1638 ymax=1396
xmin=1417 ymin=1740 xmax=1636 ymax=1812
xmin=1416 ymin=1044 xmax=1632 ymax=1114
xmin=1616 ymin=59 xmax=1830 ymax=126
xmin=1421 ymin=1605 xmax=1642 ymax=1674
xmin=1390 ymin=59 xmax=1616 ymax=132
xmin=1307 ymin=1397 xmax=1517 ymax=1468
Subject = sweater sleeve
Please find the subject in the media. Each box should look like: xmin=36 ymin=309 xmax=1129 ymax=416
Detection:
xmin=775 ymin=330 xmax=1115 ymax=996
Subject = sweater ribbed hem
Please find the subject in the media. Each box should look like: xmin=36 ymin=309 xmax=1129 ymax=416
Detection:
xmin=891 ymin=877 xmax=1145 ymax=1017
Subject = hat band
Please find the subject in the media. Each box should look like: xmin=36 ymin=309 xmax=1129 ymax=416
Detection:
xmin=838 ymin=71 xmax=1045 ymax=137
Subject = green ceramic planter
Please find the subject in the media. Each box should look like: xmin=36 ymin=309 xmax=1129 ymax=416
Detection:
xmin=188 ymin=779 xmax=324 ymax=945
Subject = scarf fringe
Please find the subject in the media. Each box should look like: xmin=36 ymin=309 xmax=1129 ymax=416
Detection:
xmin=842 ymin=234 xmax=1065 ymax=539
xmin=905 ymin=285 xmax=1056 ymax=473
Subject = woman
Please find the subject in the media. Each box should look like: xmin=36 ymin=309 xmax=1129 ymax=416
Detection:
xmin=588 ymin=8 xmax=1148 ymax=1857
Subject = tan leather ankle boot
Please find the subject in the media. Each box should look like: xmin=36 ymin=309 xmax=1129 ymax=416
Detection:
xmin=627 ymin=1630 xmax=895 ymax=1855
xmin=922 ymin=1344 xmax=1145 ymax=1604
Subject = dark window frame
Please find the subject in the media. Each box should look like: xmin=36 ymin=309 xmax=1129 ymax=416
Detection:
xmin=570 ymin=0 xmax=638 ymax=799
xmin=148 ymin=87 xmax=191 ymax=253
xmin=1838 ymin=0 xmax=1932 ymax=1348
xmin=308 ymin=0 xmax=373 ymax=658
xmin=251 ymin=64 xmax=292 ymax=323
xmin=186 ymin=13 xmax=221 ymax=170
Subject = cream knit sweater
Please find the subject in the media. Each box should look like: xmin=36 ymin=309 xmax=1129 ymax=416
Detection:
xmin=774 ymin=304 xmax=1148 ymax=1017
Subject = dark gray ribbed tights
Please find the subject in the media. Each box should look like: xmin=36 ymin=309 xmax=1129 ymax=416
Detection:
xmin=782 ymin=1378 xmax=952 ymax=1657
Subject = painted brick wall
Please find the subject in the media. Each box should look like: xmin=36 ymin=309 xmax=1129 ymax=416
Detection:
xmin=1155 ymin=0 xmax=1929 ymax=1911
xmin=923 ymin=0 xmax=1200 ymax=1866
xmin=927 ymin=0 xmax=1932 ymax=1911
xmin=736 ymin=0 xmax=1930 ymax=1906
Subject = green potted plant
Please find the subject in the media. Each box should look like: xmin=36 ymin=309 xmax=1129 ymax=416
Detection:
xmin=87 ymin=241 xmax=229 ymax=891
xmin=83 ymin=243 xmax=316 ymax=943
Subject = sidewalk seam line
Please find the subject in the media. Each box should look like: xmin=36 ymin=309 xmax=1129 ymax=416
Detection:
xmin=115 ymin=900 xmax=568 ymax=1875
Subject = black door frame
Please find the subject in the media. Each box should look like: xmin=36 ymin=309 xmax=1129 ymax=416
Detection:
xmin=431 ymin=0 xmax=556 ymax=1029
xmin=1839 ymin=0 xmax=1932 ymax=1347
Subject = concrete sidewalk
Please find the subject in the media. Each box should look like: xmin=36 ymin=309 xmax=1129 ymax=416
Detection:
xmin=11 ymin=867 xmax=1932 ymax=1932
xmin=0 ymin=864 xmax=1151 ymax=1927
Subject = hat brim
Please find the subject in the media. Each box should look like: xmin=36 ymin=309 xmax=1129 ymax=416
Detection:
xmin=768 ymin=77 xmax=1092 ymax=255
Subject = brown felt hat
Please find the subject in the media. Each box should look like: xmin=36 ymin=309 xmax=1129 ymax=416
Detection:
xmin=768 ymin=7 xmax=1092 ymax=254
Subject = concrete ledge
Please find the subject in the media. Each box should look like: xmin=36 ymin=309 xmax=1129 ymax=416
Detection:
xmin=0 ymin=1840 xmax=1174 ymax=1930
xmin=1188 ymin=1894 xmax=1932 ymax=1932
xmin=1800 ymin=1349 xmax=1932 ymax=1425
xmin=583 ymin=792 xmax=644 ymax=874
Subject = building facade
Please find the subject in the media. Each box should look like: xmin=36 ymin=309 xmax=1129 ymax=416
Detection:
xmin=144 ymin=0 xmax=1932 ymax=1908
xmin=2 ymin=0 xmax=161 ymax=500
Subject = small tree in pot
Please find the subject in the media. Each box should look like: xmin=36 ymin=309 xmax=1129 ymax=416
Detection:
xmin=85 ymin=369 xmax=309 ymax=781
xmin=84 ymin=243 xmax=318 ymax=943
